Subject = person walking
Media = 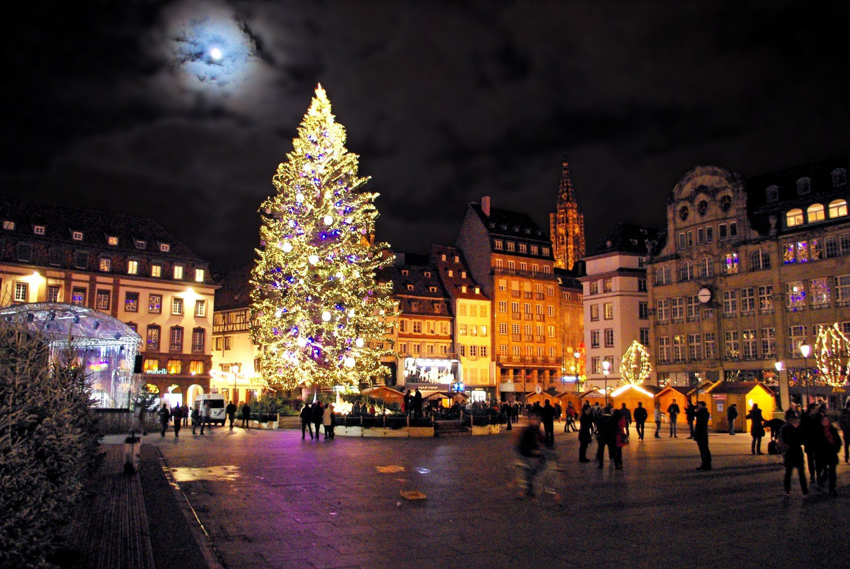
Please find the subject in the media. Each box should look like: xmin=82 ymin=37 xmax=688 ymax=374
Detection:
xmin=191 ymin=404 xmax=200 ymax=435
xmin=323 ymin=404 xmax=335 ymax=439
xmin=781 ymin=414 xmax=808 ymax=496
xmin=746 ymin=403 xmax=766 ymax=454
xmin=578 ymin=405 xmax=593 ymax=463
xmin=596 ymin=406 xmax=619 ymax=469
xmin=158 ymin=403 xmax=170 ymax=437
xmin=171 ymin=404 xmax=183 ymax=438
xmin=240 ymin=401 xmax=251 ymax=430
xmin=801 ymin=403 xmax=820 ymax=482
xmin=667 ymin=399 xmax=681 ymax=438
xmin=414 ymin=388 xmax=423 ymax=419
xmin=502 ymin=402 xmax=513 ymax=431
xmin=613 ymin=408 xmax=627 ymax=470
xmin=564 ymin=402 xmax=577 ymax=433
xmin=516 ymin=413 xmax=546 ymax=498
xmin=554 ymin=401 xmax=563 ymax=424
xmin=541 ymin=400 xmax=556 ymax=446
xmin=200 ymin=400 xmax=211 ymax=435
xmin=226 ymin=401 xmax=237 ymax=430
xmin=726 ymin=403 xmax=738 ymax=435
xmin=300 ymin=403 xmax=314 ymax=439
xmin=312 ymin=401 xmax=323 ymax=437
xmin=838 ymin=401 xmax=850 ymax=464
xmin=816 ymin=415 xmax=842 ymax=496
xmin=685 ymin=400 xmax=697 ymax=439
xmin=654 ymin=402 xmax=663 ymax=438
xmin=620 ymin=403 xmax=632 ymax=438
xmin=694 ymin=401 xmax=711 ymax=470
xmin=633 ymin=401 xmax=647 ymax=441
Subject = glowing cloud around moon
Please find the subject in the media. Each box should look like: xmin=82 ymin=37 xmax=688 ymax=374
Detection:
xmin=210 ymin=48 xmax=222 ymax=60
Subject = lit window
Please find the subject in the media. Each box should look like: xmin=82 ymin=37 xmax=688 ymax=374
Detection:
xmin=151 ymin=264 xmax=162 ymax=278
xmin=3 ymin=220 xmax=15 ymax=230
xmin=542 ymin=247 xmax=550 ymax=256
xmin=173 ymin=265 xmax=184 ymax=280
xmin=506 ymin=242 xmax=516 ymax=252
xmin=172 ymin=297 xmax=184 ymax=315
xmin=99 ymin=257 xmax=111 ymax=272
xmin=125 ymin=292 xmax=139 ymax=312
xmin=189 ymin=361 xmax=205 ymax=375
xmin=72 ymin=231 xmax=83 ymax=241
xmin=107 ymin=236 xmax=119 ymax=246
xmin=807 ymin=203 xmax=825 ymax=222
xmin=148 ymin=294 xmax=162 ymax=314
xmin=96 ymin=290 xmax=111 ymax=310
xmin=722 ymin=253 xmax=739 ymax=274
xmin=518 ymin=243 xmax=527 ymax=254
xmin=127 ymin=260 xmax=138 ymax=275
xmin=195 ymin=300 xmax=206 ymax=317
xmin=192 ymin=328 xmax=205 ymax=353
xmin=143 ymin=359 xmax=159 ymax=373
xmin=160 ymin=243 xmax=171 ymax=253
xmin=829 ymin=199 xmax=848 ymax=218
xmin=14 ymin=282 xmax=28 ymax=302
xmin=33 ymin=225 xmax=45 ymax=235
xmin=47 ymin=285 xmax=60 ymax=303
xmin=71 ymin=288 xmax=86 ymax=305
xmin=167 ymin=360 xmax=182 ymax=374
xmin=169 ymin=327 xmax=183 ymax=352
xmin=195 ymin=269 xmax=205 ymax=282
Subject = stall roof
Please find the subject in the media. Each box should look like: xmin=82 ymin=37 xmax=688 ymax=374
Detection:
xmin=704 ymin=381 xmax=774 ymax=396
xmin=0 ymin=303 xmax=141 ymax=349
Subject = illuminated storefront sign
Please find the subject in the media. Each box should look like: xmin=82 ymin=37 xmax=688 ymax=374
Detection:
xmin=403 ymin=357 xmax=460 ymax=385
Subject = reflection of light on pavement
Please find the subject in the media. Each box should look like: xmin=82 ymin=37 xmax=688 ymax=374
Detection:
xmin=171 ymin=465 xmax=240 ymax=482
xmin=376 ymin=465 xmax=405 ymax=473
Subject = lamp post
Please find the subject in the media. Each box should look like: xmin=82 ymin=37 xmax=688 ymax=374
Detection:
xmin=574 ymin=352 xmax=581 ymax=393
xmin=774 ymin=360 xmax=787 ymax=412
xmin=232 ymin=364 xmax=240 ymax=404
xmin=799 ymin=344 xmax=811 ymax=407
xmin=602 ymin=359 xmax=611 ymax=406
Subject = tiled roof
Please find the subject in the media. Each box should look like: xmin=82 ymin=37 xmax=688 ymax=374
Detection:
xmin=585 ymin=223 xmax=663 ymax=257
xmin=430 ymin=245 xmax=488 ymax=301
xmin=470 ymin=204 xmax=550 ymax=241
xmin=0 ymin=196 xmax=205 ymax=262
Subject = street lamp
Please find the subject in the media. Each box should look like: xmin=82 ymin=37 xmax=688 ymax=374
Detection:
xmin=799 ymin=344 xmax=811 ymax=407
xmin=602 ymin=359 xmax=611 ymax=406
xmin=573 ymin=352 xmax=581 ymax=393
xmin=774 ymin=360 xmax=785 ymax=411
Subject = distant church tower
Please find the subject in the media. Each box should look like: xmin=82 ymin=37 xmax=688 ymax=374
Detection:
xmin=549 ymin=156 xmax=586 ymax=270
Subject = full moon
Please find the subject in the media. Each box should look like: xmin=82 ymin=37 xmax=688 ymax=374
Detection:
xmin=210 ymin=48 xmax=222 ymax=60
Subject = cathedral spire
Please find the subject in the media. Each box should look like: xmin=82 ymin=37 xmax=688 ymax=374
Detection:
xmin=550 ymin=154 xmax=586 ymax=270
xmin=557 ymin=154 xmax=577 ymax=207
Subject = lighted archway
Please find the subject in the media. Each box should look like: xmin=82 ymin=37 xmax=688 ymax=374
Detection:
xmin=187 ymin=384 xmax=205 ymax=407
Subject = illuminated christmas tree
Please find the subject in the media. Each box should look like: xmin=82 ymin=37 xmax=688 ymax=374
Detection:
xmin=814 ymin=323 xmax=850 ymax=387
xmin=250 ymin=85 xmax=396 ymax=390
xmin=619 ymin=340 xmax=652 ymax=385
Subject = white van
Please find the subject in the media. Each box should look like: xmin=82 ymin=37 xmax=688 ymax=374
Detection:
xmin=194 ymin=394 xmax=227 ymax=426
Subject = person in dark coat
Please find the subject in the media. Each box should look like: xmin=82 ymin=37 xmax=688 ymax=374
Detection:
xmin=226 ymin=401 xmax=237 ymax=430
xmin=578 ymin=405 xmax=593 ymax=463
xmin=694 ymin=401 xmax=711 ymax=470
xmin=541 ymin=400 xmax=556 ymax=445
xmin=746 ymin=403 xmax=766 ymax=454
xmin=312 ymin=402 xmax=323 ymax=436
xmin=816 ymin=415 xmax=842 ymax=495
xmin=240 ymin=402 xmax=251 ymax=429
xmin=596 ymin=406 xmax=619 ymax=469
xmin=554 ymin=401 xmax=562 ymax=424
xmin=667 ymin=399 xmax=681 ymax=438
xmin=838 ymin=401 xmax=850 ymax=464
xmin=171 ymin=404 xmax=183 ymax=437
xmin=501 ymin=402 xmax=512 ymax=431
xmin=726 ymin=403 xmax=738 ymax=435
xmin=414 ymin=388 xmax=423 ymax=419
xmin=158 ymin=403 xmax=170 ymax=437
xmin=191 ymin=404 xmax=200 ymax=435
xmin=564 ymin=402 xmax=577 ymax=433
xmin=800 ymin=403 xmax=820 ymax=482
xmin=620 ymin=403 xmax=632 ymax=437
xmin=781 ymin=414 xmax=808 ymax=495
xmin=300 ymin=403 xmax=314 ymax=439
xmin=516 ymin=414 xmax=546 ymax=497
xmin=633 ymin=402 xmax=648 ymax=441
xmin=685 ymin=400 xmax=697 ymax=439
xmin=403 ymin=390 xmax=412 ymax=416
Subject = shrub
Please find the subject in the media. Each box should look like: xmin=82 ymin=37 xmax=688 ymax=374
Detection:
xmin=0 ymin=322 xmax=102 ymax=568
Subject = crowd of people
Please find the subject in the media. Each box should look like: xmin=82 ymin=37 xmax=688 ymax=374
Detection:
xmin=517 ymin=396 xmax=849 ymax=498
xmin=154 ymin=400 xmax=252 ymax=437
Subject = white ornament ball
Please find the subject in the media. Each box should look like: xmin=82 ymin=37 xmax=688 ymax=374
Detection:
xmin=296 ymin=193 xmax=304 ymax=203
xmin=324 ymin=215 xmax=333 ymax=225
xmin=322 ymin=311 xmax=332 ymax=322
xmin=308 ymin=255 xmax=320 ymax=265
xmin=282 ymin=242 xmax=293 ymax=253
xmin=355 ymin=338 xmax=364 ymax=348
xmin=344 ymin=357 xmax=355 ymax=368
xmin=296 ymin=337 xmax=307 ymax=347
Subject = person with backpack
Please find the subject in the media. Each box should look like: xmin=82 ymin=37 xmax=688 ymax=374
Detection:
xmin=726 ymin=403 xmax=738 ymax=435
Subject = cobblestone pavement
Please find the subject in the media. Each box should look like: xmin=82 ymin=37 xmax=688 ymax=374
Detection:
xmin=146 ymin=425 xmax=849 ymax=569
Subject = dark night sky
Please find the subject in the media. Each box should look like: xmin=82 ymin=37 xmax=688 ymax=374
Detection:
xmin=2 ymin=2 xmax=849 ymax=270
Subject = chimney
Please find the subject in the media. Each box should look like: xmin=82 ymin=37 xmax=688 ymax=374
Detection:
xmin=481 ymin=195 xmax=491 ymax=217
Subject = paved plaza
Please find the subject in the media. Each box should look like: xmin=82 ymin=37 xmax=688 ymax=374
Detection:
xmin=145 ymin=425 xmax=850 ymax=569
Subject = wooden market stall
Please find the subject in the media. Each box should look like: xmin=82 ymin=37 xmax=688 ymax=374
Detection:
xmin=554 ymin=391 xmax=583 ymax=417
xmin=696 ymin=381 xmax=776 ymax=433
xmin=361 ymin=386 xmax=405 ymax=407
xmin=609 ymin=384 xmax=661 ymax=419
xmin=654 ymin=386 xmax=691 ymax=425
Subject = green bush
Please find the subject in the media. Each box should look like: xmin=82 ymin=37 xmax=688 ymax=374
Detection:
xmin=0 ymin=322 xmax=102 ymax=568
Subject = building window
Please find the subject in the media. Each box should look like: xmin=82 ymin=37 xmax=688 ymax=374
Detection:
xmin=837 ymin=275 xmax=850 ymax=306
xmin=151 ymin=263 xmax=162 ymax=278
xmin=127 ymin=260 xmax=139 ymax=275
xmin=591 ymin=330 xmax=600 ymax=349
xmin=796 ymin=177 xmax=811 ymax=195
xmin=71 ymin=287 xmax=86 ymax=306
xmin=670 ymin=297 xmax=684 ymax=322
xmin=638 ymin=279 xmax=647 ymax=292
xmin=603 ymin=303 xmax=614 ymax=320
xmin=657 ymin=337 xmax=670 ymax=364
xmin=810 ymin=278 xmax=830 ymax=307
xmin=761 ymin=328 xmax=776 ymax=358
xmin=195 ymin=300 xmax=206 ymax=317
xmin=589 ymin=282 xmax=599 ymax=295
xmin=686 ymin=297 xmax=699 ymax=321
xmin=160 ymin=243 xmax=171 ymax=253
xmin=742 ymin=329 xmax=757 ymax=360
xmin=14 ymin=282 xmax=28 ymax=302
xmin=48 ymin=247 xmax=62 ymax=266
xmin=148 ymin=294 xmax=162 ymax=314
xmin=724 ymin=331 xmax=740 ymax=360
xmin=748 ymin=249 xmax=770 ymax=271
xmin=688 ymin=334 xmax=702 ymax=360
xmin=640 ymin=328 xmax=650 ymax=347
xmin=678 ymin=262 xmax=693 ymax=282
xmin=591 ymin=357 xmax=601 ymax=374
xmin=786 ymin=209 xmax=804 ymax=227
xmin=494 ymin=240 xmax=503 ymax=250
xmin=506 ymin=242 xmax=516 ymax=252
xmin=677 ymin=233 xmax=687 ymax=250
xmin=518 ymin=243 xmax=528 ymax=254
xmin=673 ymin=335 xmax=685 ymax=363
xmin=74 ymin=251 xmax=89 ymax=269
xmin=654 ymin=265 xmax=671 ymax=286
xmin=125 ymin=292 xmax=139 ymax=312
xmin=531 ymin=246 xmax=539 ymax=255
xmin=656 ymin=299 xmax=669 ymax=323
xmin=542 ymin=247 xmax=550 ymax=256
xmin=14 ymin=242 xmax=32 ymax=262
xmin=167 ymin=360 xmax=182 ymax=374
xmin=72 ymin=231 xmax=83 ymax=241
xmin=704 ymin=333 xmax=716 ymax=359
xmin=413 ymin=321 xmax=422 ymax=334
xmin=47 ymin=285 xmax=60 ymax=303
xmin=785 ymin=281 xmax=806 ymax=311
xmin=192 ymin=328 xmax=205 ymax=353
xmin=99 ymin=257 xmax=111 ymax=272
xmin=143 ymin=359 xmax=159 ymax=373
xmin=33 ymin=225 xmax=45 ymax=235
xmin=170 ymin=327 xmax=184 ymax=352
xmin=722 ymin=253 xmax=739 ymax=274
xmin=806 ymin=203 xmax=826 ymax=223
xmin=547 ymin=326 xmax=555 ymax=338
xmin=3 ymin=220 xmax=15 ymax=230
xmin=174 ymin=265 xmax=184 ymax=280
xmin=499 ymin=323 xmax=508 ymax=335
xmin=638 ymin=302 xmax=648 ymax=320
xmin=788 ymin=325 xmax=808 ymax=355
xmin=719 ymin=224 xmax=728 ymax=241
xmin=604 ymin=329 xmax=614 ymax=348
xmin=172 ymin=297 xmax=184 ymax=315
xmin=829 ymin=199 xmax=848 ymax=218
xmin=603 ymin=279 xmax=613 ymax=292
xmin=95 ymin=290 xmax=111 ymax=310
xmin=758 ymin=285 xmax=773 ymax=313
xmin=740 ymin=288 xmax=755 ymax=314
xmin=698 ymin=258 xmax=714 ymax=278
xmin=722 ymin=290 xmax=738 ymax=316
xmin=765 ymin=185 xmax=779 ymax=202
xmin=189 ymin=361 xmax=204 ymax=375
xmin=146 ymin=325 xmax=161 ymax=351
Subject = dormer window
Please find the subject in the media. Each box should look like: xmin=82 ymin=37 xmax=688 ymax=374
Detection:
xmin=424 ymin=272 xmax=431 ymax=278
xmin=506 ymin=242 xmax=516 ymax=252
xmin=500 ymin=224 xmax=507 ymax=230
xmin=518 ymin=243 xmax=528 ymax=254
xmin=135 ymin=240 xmax=146 ymax=250
xmin=461 ymin=271 xmax=467 ymax=278
xmin=107 ymin=236 xmax=119 ymax=246
xmin=33 ymin=225 xmax=45 ymax=235
xmin=796 ymin=177 xmax=811 ymax=195
xmin=513 ymin=226 xmax=520 ymax=233
xmin=494 ymin=240 xmax=504 ymax=250
xmin=453 ymin=256 xmax=459 ymax=263
xmin=406 ymin=284 xmax=414 ymax=291
xmin=829 ymin=199 xmax=848 ymax=218
xmin=475 ymin=287 xmax=480 ymax=294
xmin=461 ymin=285 xmax=467 ymax=293
xmin=72 ymin=231 xmax=83 ymax=241
xmin=440 ymin=254 xmax=446 ymax=261
xmin=159 ymin=243 xmax=171 ymax=253
xmin=2 ymin=220 xmax=14 ymax=231
xmin=429 ymin=286 xmax=437 ymax=293
xmin=530 ymin=246 xmax=539 ymax=255
xmin=807 ymin=203 xmax=825 ymax=223
xmin=786 ymin=208 xmax=804 ymax=227
xmin=832 ymin=168 xmax=847 ymax=188
xmin=401 ymin=269 xmax=409 ymax=276
xmin=719 ymin=195 xmax=732 ymax=212
xmin=524 ymin=228 xmax=531 ymax=234
xmin=765 ymin=185 xmax=779 ymax=203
